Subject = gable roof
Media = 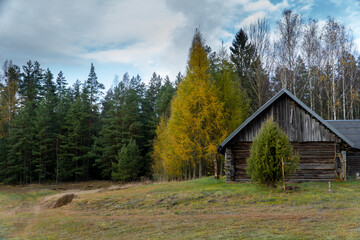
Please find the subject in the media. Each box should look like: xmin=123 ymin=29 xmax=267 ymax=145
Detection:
xmin=218 ymin=88 xmax=356 ymax=154
xmin=327 ymin=120 xmax=360 ymax=149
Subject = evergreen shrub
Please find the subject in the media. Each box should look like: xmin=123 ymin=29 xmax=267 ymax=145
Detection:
xmin=246 ymin=118 xmax=299 ymax=187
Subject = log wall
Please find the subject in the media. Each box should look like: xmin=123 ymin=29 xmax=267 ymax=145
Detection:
xmin=231 ymin=142 xmax=336 ymax=182
xmin=291 ymin=142 xmax=335 ymax=182
xmin=347 ymin=151 xmax=360 ymax=177
xmin=225 ymin=148 xmax=235 ymax=183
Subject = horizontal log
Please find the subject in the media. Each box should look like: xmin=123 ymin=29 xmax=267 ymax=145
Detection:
xmin=234 ymin=176 xmax=250 ymax=179
xmin=298 ymin=163 xmax=335 ymax=170
xmin=298 ymin=151 xmax=334 ymax=155
xmin=232 ymin=179 xmax=250 ymax=182
xmin=295 ymin=170 xmax=334 ymax=174
xmin=291 ymin=174 xmax=335 ymax=179
xmin=290 ymin=179 xmax=333 ymax=182
xmin=235 ymin=163 xmax=335 ymax=170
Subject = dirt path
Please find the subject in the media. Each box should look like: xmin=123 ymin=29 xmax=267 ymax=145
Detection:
xmin=0 ymin=181 xmax=121 ymax=238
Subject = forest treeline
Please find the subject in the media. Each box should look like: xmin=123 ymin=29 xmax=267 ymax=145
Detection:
xmin=1 ymin=10 xmax=360 ymax=183
xmin=0 ymin=61 xmax=179 ymax=184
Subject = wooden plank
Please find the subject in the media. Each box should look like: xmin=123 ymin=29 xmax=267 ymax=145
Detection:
xmin=298 ymin=163 xmax=335 ymax=170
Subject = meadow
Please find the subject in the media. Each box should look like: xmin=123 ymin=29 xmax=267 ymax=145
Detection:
xmin=0 ymin=178 xmax=360 ymax=239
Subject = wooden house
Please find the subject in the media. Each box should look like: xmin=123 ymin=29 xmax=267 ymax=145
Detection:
xmin=218 ymin=89 xmax=360 ymax=182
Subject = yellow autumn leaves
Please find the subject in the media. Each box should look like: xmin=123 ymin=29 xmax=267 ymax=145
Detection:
xmin=152 ymin=29 xmax=248 ymax=180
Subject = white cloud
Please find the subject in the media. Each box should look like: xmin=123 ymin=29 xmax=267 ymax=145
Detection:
xmin=238 ymin=11 xmax=267 ymax=28
xmin=0 ymin=0 xmax=359 ymax=88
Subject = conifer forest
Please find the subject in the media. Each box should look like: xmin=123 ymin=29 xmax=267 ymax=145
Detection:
xmin=1 ymin=10 xmax=360 ymax=184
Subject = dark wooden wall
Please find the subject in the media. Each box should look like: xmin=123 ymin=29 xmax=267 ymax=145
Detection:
xmin=230 ymin=142 xmax=336 ymax=182
xmin=236 ymin=96 xmax=337 ymax=143
xmin=292 ymin=142 xmax=335 ymax=182
xmin=347 ymin=151 xmax=360 ymax=177
xmin=232 ymin=142 xmax=251 ymax=181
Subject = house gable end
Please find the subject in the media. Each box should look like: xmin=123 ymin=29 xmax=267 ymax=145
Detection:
xmin=218 ymin=88 xmax=355 ymax=154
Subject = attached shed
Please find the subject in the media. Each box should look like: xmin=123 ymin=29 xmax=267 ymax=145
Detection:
xmin=218 ymin=88 xmax=360 ymax=182
xmin=327 ymin=120 xmax=360 ymax=177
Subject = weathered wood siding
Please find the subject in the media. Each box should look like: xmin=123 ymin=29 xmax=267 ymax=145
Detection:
xmin=232 ymin=142 xmax=251 ymax=181
xmin=347 ymin=151 xmax=360 ymax=177
xmin=225 ymin=148 xmax=235 ymax=183
xmin=236 ymin=95 xmax=337 ymax=143
xmin=291 ymin=142 xmax=335 ymax=182
xmin=231 ymin=142 xmax=336 ymax=182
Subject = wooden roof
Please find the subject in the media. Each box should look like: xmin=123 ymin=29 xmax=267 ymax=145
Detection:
xmin=218 ymin=88 xmax=356 ymax=154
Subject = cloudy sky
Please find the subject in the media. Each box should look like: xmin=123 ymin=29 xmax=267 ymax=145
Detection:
xmin=1 ymin=0 xmax=360 ymax=90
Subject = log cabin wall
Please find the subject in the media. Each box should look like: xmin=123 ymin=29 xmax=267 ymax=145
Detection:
xmin=230 ymin=142 xmax=336 ymax=182
xmin=347 ymin=151 xmax=360 ymax=177
xmin=228 ymin=95 xmax=338 ymax=182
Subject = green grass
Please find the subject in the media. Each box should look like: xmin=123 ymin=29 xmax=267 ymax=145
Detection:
xmin=1 ymin=178 xmax=360 ymax=239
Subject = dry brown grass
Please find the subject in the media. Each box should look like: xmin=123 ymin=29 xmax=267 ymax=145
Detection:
xmin=0 ymin=178 xmax=360 ymax=239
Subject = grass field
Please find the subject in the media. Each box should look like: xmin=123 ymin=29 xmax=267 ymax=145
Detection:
xmin=0 ymin=178 xmax=360 ymax=239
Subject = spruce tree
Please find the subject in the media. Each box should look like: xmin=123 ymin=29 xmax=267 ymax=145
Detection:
xmin=54 ymin=71 xmax=71 ymax=183
xmin=112 ymin=139 xmax=141 ymax=181
xmin=246 ymin=119 xmax=299 ymax=188
xmin=93 ymin=87 xmax=123 ymax=179
xmin=85 ymin=64 xmax=104 ymax=179
xmin=156 ymin=76 xmax=175 ymax=119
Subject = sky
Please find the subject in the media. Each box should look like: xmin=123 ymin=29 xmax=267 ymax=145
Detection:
xmin=1 ymin=0 xmax=360 ymax=90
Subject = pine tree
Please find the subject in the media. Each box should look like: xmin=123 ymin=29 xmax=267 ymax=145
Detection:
xmin=94 ymin=73 xmax=147 ymax=180
xmin=8 ymin=60 xmax=44 ymax=183
xmin=142 ymin=73 xmax=162 ymax=175
xmin=6 ymin=107 xmax=33 ymax=184
xmin=122 ymin=75 xmax=145 ymax=176
xmin=143 ymin=73 xmax=162 ymax=138
xmin=33 ymin=69 xmax=57 ymax=183
xmin=62 ymin=92 xmax=87 ymax=181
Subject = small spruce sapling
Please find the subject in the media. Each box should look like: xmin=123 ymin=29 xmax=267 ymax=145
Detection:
xmin=246 ymin=118 xmax=299 ymax=188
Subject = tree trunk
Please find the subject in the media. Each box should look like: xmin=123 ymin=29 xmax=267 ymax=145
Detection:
xmin=308 ymin=68 xmax=313 ymax=110
xmin=342 ymin=67 xmax=346 ymax=119
xmin=213 ymin=154 xmax=218 ymax=179
xmin=56 ymin=138 xmax=59 ymax=184
xmin=332 ymin=56 xmax=337 ymax=120
xmin=199 ymin=160 xmax=202 ymax=178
